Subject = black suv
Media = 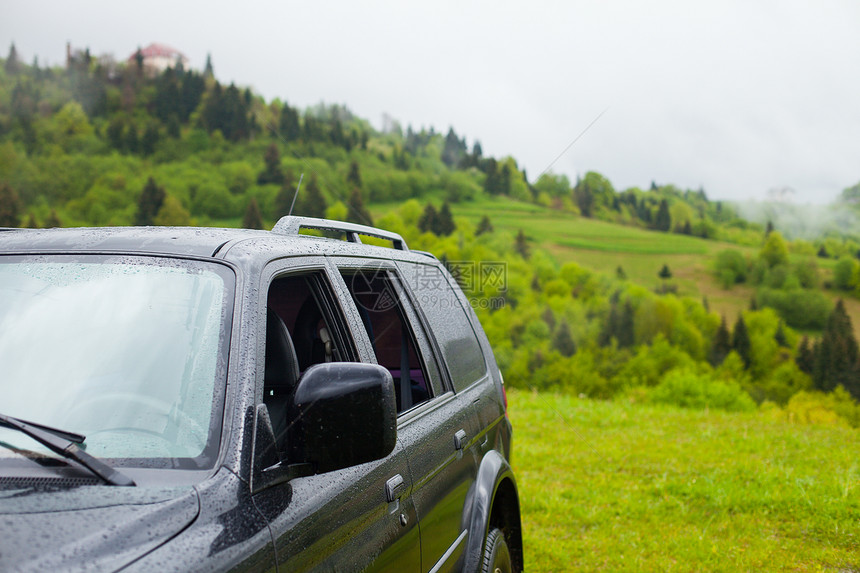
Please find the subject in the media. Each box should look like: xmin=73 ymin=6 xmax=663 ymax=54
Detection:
xmin=0 ymin=217 xmax=522 ymax=572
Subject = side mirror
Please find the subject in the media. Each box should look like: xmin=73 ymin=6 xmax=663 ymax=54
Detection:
xmin=289 ymin=362 xmax=396 ymax=474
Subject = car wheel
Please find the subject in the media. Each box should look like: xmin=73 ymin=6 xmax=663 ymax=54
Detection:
xmin=481 ymin=528 xmax=512 ymax=573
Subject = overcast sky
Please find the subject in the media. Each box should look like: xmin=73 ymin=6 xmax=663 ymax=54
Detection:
xmin=3 ymin=0 xmax=859 ymax=204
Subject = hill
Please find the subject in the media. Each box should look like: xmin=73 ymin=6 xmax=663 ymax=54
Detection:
xmin=2 ymin=46 xmax=860 ymax=419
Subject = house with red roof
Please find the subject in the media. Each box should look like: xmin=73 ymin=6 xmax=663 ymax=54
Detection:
xmin=128 ymin=43 xmax=188 ymax=75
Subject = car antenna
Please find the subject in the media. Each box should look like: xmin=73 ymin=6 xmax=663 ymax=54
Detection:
xmin=287 ymin=173 xmax=304 ymax=217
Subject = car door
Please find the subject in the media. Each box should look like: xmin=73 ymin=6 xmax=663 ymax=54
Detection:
xmin=397 ymin=261 xmax=498 ymax=571
xmin=332 ymin=259 xmax=481 ymax=573
xmin=250 ymin=260 xmax=420 ymax=572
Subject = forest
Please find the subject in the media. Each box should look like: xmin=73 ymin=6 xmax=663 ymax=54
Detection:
xmin=2 ymin=43 xmax=860 ymax=430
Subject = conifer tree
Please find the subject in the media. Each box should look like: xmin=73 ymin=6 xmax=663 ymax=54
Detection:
xmin=796 ymin=336 xmax=814 ymax=375
xmin=134 ymin=48 xmax=144 ymax=74
xmin=710 ymin=316 xmax=732 ymax=366
xmin=541 ymin=307 xmax=556 ymax=331
xmin=774 ymin=321 xmax=789 ymax=348
xmin=203 ymin=53 xmax=214 ymax=78
xmin=436 ymin=202 xmax=456 ymax=236
xmin=654 ymin=199 xmax=671 ymax=231
xmin=346 ymin=187 xmax=372 ymax=226
xmin=658 ymin=264 xmax=672 ymax=280
xmin=441 ymin=127 xmax=465 ymax=167
xmin=573 ymin=179 xmax=594 ymax=217
xmin=476 ymin=215 xmax=493 ymax=236
xmin=347 ymin=161 xmax=362 ymax=190
xmin=732 ymin=314 xmax=752 ymax=368
xmin=294 ymin=174 xmax=327 ymax=219
xmin=273 ymin=170 xmax=297 ymax=217
xmin=681 ymin=220 xmax=692 ymax=235
xmin=0 ymin=182 xmax=22 ymax=227
xmin=135 ymin=177 xmax=165 ymax=226
xmin=242 ymin=198 xmax=264 ymax=229
xmin=813 ymin=299 xmax=860 ymax=397
xmin=514 ymin=229 xmax=530 ymax=260
xmin=498 ymin=163 xmax=512 ymax=196
xmin=25 ymin=213 xmax=38 ymax=229
xmin=141 ymin=124 xmax=160 ymax=156
xmin=616 ymin=266 xmax=627 ymax=280
xmin=599 ymin=303 xmax=621 ymax=347
xmin=257 ymin=143 xmax=284 ymax=184
xmin=45 ymin=209 xmax=61 ymax=228
xmin=124 ymin=124 xmax=139 ymax=155
xmin=618 ymin=301 xmax=635 ymax=348
xmin=5 ymin=43 xmax=21 ymax=75
xmin=278 ymin=104 xmax=301 ymax=141
xmin=553 ymin=321 xmax=577 ymax=357
xmin=483 ymin=159 xmax=500 ymax=195
xmin=418 ymin=203 xmax=438 ymax=234
xmin=107 ymin=118 xmax=125 ymax=151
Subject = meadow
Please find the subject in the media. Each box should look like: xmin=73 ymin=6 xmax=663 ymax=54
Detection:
xmin=509 ymin=389 xmax=860 ymax=572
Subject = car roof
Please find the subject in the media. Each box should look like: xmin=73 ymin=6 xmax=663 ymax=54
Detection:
xmin=0 ymin=220 xmax=438 ymax=266
xmin=0 ymin=227 xmax=264 ymax=258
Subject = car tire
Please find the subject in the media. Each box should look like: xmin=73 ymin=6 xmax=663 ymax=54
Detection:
xmin=481 ymin=527 xmax=512 ymax=573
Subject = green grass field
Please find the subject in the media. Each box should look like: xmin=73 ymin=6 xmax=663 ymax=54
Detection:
xmin=509 ymin=389 xmax=860 ymax=572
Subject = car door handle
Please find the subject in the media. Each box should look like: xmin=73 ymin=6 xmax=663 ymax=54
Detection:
xmin=386 ymin=474 xmax=405 ymax=502
xmin=454 ymin=429 xmax=467 ymax=451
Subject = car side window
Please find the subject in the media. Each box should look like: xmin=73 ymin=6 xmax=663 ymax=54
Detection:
xmin=399 ymin=262 xmax=487 ymax=392
xmin=264 ymin=272 xmax=354 ymax=453
xmin=340 ymin=268 xmax=436 ymax=414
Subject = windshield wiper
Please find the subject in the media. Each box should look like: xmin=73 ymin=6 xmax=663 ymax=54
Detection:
xmin=0 ymin=413 xmax=135 ymax=486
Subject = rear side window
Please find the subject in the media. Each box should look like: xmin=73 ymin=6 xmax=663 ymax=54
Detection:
xmin=340 ymin=268 xmax=436 ymax=413
xmin=400 ymin=262 xmax=487 ymax=392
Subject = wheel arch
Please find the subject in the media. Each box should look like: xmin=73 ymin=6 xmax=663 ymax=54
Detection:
xmin=462 ymin=450 xmax=523 ymax=573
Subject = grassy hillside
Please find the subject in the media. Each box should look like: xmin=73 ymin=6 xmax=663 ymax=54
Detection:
xmin=510 ymin=389 xmax=860 ymax=571
xmin=394 ymin=194 xmax=860 ymax=342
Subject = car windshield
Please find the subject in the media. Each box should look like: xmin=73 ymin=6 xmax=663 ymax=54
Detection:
xmin=0 ymin=256 xmax=232 ymax=467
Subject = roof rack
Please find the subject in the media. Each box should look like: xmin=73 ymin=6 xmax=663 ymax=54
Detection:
xmin=271 ymin=216 xmax=409 ymax=251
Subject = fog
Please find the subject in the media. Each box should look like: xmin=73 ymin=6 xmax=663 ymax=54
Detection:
xmin=3 ymin=0 xmax=859 ymax=204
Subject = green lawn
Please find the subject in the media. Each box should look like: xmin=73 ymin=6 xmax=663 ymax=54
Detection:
xmin=509 ymin=389 xmax=860 ymax=572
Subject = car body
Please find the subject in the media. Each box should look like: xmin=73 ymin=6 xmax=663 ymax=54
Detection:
xmin=0 ymin=217 xmax=522 ymax=572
